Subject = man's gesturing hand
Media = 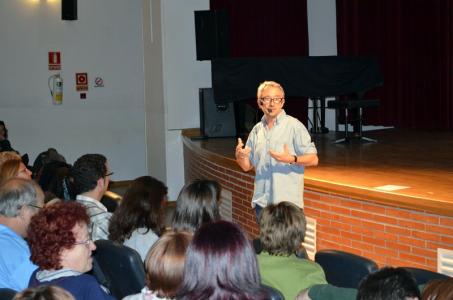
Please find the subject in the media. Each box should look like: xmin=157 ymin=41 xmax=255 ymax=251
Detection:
xmin=235 ymin=138 xmax=251 ymax=160
xmin=269 ymin=144 xmax=295 ymax=164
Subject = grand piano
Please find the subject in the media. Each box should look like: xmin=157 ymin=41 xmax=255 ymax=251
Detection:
xmin=211 ymin=56 xmax=383 ymax=134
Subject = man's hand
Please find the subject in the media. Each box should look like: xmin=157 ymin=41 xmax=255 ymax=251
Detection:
xmin=235 ymin=138 xmax=251 ymax=160
xmin=269 ymin=144 xmax=294 ymax=164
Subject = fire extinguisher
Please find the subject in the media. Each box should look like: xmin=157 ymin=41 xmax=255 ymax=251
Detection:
xmin=48 ymin=74 xmax=63 ymax=105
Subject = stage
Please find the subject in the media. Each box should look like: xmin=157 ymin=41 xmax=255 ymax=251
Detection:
xmin=182 ymin=128 xmax=453 ymax=271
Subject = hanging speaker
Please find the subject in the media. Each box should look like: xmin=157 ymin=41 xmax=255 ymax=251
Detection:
xmin=199 ymin=88 xmax=236 ymax=137
xmin=62 ymin=0 xmax=77 ymax=21
xmin=194 ymin=10 xmax=230 ymax=61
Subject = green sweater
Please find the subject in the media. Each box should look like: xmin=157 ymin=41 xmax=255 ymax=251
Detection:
xmin=258 ymin=252 xmax=327 ymax=300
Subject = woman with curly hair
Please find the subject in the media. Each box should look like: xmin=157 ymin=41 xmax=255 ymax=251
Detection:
xmin=108 ymin=176 xmax=168 ymax=261
xmin=27 ymin=202 xmax=114 ymax=300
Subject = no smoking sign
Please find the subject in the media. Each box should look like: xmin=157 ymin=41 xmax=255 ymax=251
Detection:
xmin=76 ymin=73 xmax=88 ymax=91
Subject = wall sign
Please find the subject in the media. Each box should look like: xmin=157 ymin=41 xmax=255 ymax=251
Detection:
xmin=48 ymin=52 xmax=61 ymax=70
xmin=76 ymin=73 xmax=88 ymax=91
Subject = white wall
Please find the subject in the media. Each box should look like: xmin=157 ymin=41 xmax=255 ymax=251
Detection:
xmin=0 ymin=0 xmax=147 ymax=180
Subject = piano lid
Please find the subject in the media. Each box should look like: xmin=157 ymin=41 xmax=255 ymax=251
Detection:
xmin=211 ymin=56 xmax=383 ymax=104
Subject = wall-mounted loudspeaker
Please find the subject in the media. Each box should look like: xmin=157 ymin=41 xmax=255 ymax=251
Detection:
xmin=194 ymin=10 xmax=229 ymax=61
xmin=199 ymin=88 xmax=236 ymax=138
xmin=62 ymin=0 xmax=77 ymax=21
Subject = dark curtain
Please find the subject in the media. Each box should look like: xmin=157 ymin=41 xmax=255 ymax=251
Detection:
xmin=337 ymin=0 xmax=453 ymax=129
xmin=210 ymin=0 xmax=309 ymax=124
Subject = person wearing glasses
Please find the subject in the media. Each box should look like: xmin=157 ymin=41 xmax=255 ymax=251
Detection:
xmin=0 ymin=178 xmax=44 ymax=291
xmin=27 ymin=201 xmax=114 ymax=300
xmin=71 ymin=154 xmax=113 ymax=241
xmin=235 ymin=81 xmax=318 ymax=219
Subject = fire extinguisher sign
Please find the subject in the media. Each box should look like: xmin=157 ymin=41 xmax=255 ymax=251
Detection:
xmin=48 ymin=52 xmax=61 ymax=70
xmin=76 ymin=73 xmax=88 ymax=91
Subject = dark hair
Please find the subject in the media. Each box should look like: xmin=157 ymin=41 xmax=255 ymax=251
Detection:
xmin=177 ymin=221 xmax=268 ymax=300
xmin=145 ymin=231 xmax=192 ymax=298
xmin=13 ymin=285 xmax=75 ymax=300
xmin=0 ymin=120 xmax=8 ymax=139
xmin=38 ymin=161 xmax=74 ymax=200
xmin=259 ymin=201 xmax=307 ymax=256
xmin=422 ymin=277 xmax=453 ymax=300
xmin=171 ymin=179 xmax=221 ymax=232
xmin=357 ymin=267 xmax=421 ymax=300
xmin=109 ymin=176 xmax=168 ymax=242
xmin=27 ymin=202 xmax=90 ymax=270
xmin=71 ymin=154 xmax=107 ymax=194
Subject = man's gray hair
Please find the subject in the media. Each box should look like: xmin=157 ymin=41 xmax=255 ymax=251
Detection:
xmin=256 ymin=81 xmax=285 ymax=99
xmin=0 ymin=178 xmax=38 ymax=217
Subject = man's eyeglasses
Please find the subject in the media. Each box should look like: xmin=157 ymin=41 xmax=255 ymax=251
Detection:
xmin=27 ymin=204 xmax=43 ymax=210
xmin=260 ymin=97 xmax=284 ymax=104
xmin=105 ymin=172 xmax=114 ymax=177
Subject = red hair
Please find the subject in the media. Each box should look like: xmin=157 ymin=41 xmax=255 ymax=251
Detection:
xmin=28 ymin=202 xmax=90 ymax=270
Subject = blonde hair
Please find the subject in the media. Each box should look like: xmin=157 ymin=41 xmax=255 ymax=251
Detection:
xmin=0 ymin=151 xmax=21 ymax=169
xmin=0 ymin=158 xmax=21 ymax=185
xmin=256 ymin=81 xmax=285 ymax=99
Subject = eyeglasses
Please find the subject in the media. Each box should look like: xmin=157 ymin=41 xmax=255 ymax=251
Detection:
xmin=260 ymin=97 xmax=284 ymax=104
xmin=27 ymin=204 xmax=43 ymax=210
xmin=105 ymin=172 xmax=114 ymax=177
xmin=74 ymin=238 xmax=93 ymax=247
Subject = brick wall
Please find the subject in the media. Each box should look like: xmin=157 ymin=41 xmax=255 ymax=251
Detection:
xmin=184 ymin=144 xmax=453 ymax=272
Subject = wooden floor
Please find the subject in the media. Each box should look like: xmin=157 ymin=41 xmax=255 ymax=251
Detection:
xmin=187 ymin=128 xmax=453 ymax=215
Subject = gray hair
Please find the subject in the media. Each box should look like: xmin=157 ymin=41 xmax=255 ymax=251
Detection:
xmin=0 ymin=178 xmax=38 ymax=217
xmin=256 ymin=81 xmax=285 ymax=99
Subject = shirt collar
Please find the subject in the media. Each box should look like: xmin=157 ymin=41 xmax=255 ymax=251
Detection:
xmin=260 ymin=109 xmax=287 ymax=126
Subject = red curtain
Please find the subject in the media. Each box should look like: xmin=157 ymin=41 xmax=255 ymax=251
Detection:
xmin=210 ymin=0 xmax=309 ymax=123
xmin=337 ymin=0 xmax=453 ymax=129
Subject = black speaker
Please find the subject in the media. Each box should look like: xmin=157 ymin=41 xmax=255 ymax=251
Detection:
xmin=194 ymin=10 xmax=229 ymax=61
xmin=199 ymin=88 xmax=236 ymax=137
xmin=62 ymin=0 xmax=77 ymax=21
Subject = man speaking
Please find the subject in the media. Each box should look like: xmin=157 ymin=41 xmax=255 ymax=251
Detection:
xmin=235 ymin=81 xmax=318 ymax=218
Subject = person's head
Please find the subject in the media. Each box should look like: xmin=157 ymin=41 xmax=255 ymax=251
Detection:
xmin=171 ymin=179 xmax=221 ymax=232
xmin=421 ymin=277 xmax=453 ymax=300
xmin=259 ymin=201 xmax=307 ymax=256
xmin=71 ymin=153 xmax=111 ymax=197
xmin=28 ymin=201 xmax=96 ymax=273
xmin=357 ymin=267 xmax=421 ymax=300
xmin=13 ymin=285 xmax=75 ymax=300
xmin=178 ymin=220 xmax=266 ymax=300
xmin=38 ymin=161 xmax=74 ymax=201
xmin=257 ymin=81 xmax=285 ymax=120
xmin=0 ymin=158 xmax=32 ymax=184
xmin=0 ymin=120 xmax=8 ymax=140
xmin=0 ymin=151 xmax=21 ymax=170
xmin=0 ymin=178 xmax=44 ymax=237
xmin=145 ymin=230 xmax=192 ymax=298
xmin=109 ymin=175 xmax=168 ymax=243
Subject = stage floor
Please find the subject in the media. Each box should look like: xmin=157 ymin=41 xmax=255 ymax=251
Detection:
xmin=188 ymin=128 xmax=453 ymax=216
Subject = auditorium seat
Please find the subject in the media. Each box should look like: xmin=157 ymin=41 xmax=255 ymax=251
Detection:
xmin=261 ymin=284 xmax=284 ymax=300
xmin=315 ymin=249 xmax=378 ymax=288
xmin=92 ymin=239 xmax=145 ymax=299
xmin=402 ymin=267 xmax=450 ymax=285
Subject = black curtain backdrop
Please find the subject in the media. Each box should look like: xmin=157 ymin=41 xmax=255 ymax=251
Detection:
xmin=210 ymin=0 xmax=309 ymax=124
xmin=337 ymin=0 xmax=453 ymax=129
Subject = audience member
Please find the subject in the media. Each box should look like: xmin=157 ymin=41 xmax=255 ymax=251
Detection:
xmin=0 ymin=120 xmax=15 ymax=153
xmin=0 ymin=179 xmax=43 ymax=291
xmin=108 ymin=176 xmax=168 ymax=261
xmin=27 ymin=201 xmax=114 ymax=300
xmin=177 ymin=220 xmax=269 ymax=300
xmin=0 ymin=151 xmax=21 ymax=169
xmin=0 ymin=158 xmax=32 ymax=185
xmin=123 ymin=231 xmax=192 ymax=300
xmin=357 ymin=267 xmax=420 ymax=300
xmin=71 ymin=154 xmax=112 ymax=240
xmin=13 ymin=285 xmax=75 ymax=300
xmin=171 ymin=179 xmax=220 ymax=232
xmin=38 ymin=161 xmax=74 ymax=202
xmin=421 ymin=277 xmax=453 ymax=300
xmin=257 ymin=201 xmax=327 ymax=300
xmin=31 ymin=148 xmax=66 ymax=180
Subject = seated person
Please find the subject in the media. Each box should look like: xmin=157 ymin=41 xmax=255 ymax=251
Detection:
xmin=0 ymin=158 xmax=32 ymax=185
xmin=123 ymin=230 xmax=192 ymax=300
xmin=171 ymin=179 xmax=221 ymax=232
xmin=177 ymin=220 xmax=269 ymax=300
xmin=27 ymin=202 xmax=114 ymax=300
xmin=422 ymin=277 xmax=453 ymax=300
xmin=0 ymin=179 xmax=43 ymax=291
xmin=109 ymin=176 xmax=168 ymax=261
xmin=13 ymin=285 xmax=75 ymax=300
xmin=257 ymin=201 xmax=327 ymax=300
